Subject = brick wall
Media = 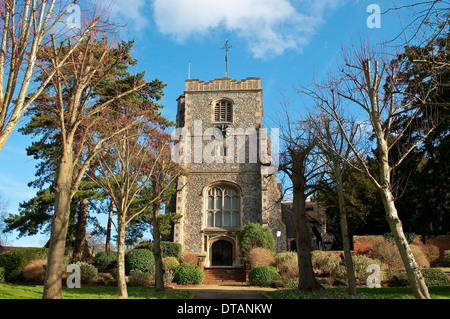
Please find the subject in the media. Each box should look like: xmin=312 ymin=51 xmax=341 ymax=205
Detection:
xmin=422 ymin=235 xmax=450 ymax=259
xmin=353 ymin=235 xmax=386 ymax=255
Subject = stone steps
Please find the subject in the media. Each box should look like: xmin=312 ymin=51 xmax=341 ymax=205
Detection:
xmin=203 ymin=267 xmax=247 ymax=285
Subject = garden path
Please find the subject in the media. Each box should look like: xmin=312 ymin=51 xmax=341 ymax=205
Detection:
xmin=174 ymin=284 xmax=276 ymax=299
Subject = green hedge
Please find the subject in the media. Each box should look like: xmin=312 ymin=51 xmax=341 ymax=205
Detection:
xmin=331 ymin=255 xmax=386 ymax=285
xmin=383 ymin=232 xmax=418 ymax=244
xmin=0 ymin=248 xmax=48 ymax=281
xmin=173 ymin=263 xmax=204 ymax=285
xmin=75 ymin=261 xmax=98 ymax=283
xmin=248 ymin=266 xmax=280 ymax=287
xmin=128 ymin=269 xmax=154 ymax=286
xmin=444 ymin=250 xmax=450 ymax=267
xmin=393 ymin=268 xmax=450 ymax=286
xmin=125 ymin=249 xmax=154 ymax=274
xmin=238 ymin=222 xmax=276 ymax=255
xmin=0 ymin=267 xmax=4 ymax=283
xmin=135 ymin=241 xmax=182 ymax=261
xmin=93 ymin=251 xmax=118 ymax=271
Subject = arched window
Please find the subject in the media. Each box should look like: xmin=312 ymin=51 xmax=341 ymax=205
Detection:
xmin=214 ymin=100 xmax=232 ymax=123
xmin=206 ymin=185 xmax=239 ymax=228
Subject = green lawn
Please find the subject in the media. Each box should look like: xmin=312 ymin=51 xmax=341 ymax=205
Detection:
xmin=269 ymin=285 xmax=450 ymax=299
xmin=0 ymin=283 xmax=191 ymax=299
xmin=1 ymin=282 xmax=449 ymax=299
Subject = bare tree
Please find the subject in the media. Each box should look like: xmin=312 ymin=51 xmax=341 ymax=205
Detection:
xmin=0 ymin=0 xmax=111 ymax=151
xmin=28 ymin=30 xmax=150 ymax=298
xmin=149 ymin=141 xmax=180 ymax=292
xmin=309 ymin=42 xmax=439 ymax=299
xmin=304 ymin=91 xmax=360 ymax=296
xmin=386 ymin=0 xmax=449 ymax=48
xmin=87 ymin=115 xmax=179 ymax=298
xmin=277 ymin=99 xmax=324 ymax=291
xmin=105 ymin=197 xmax=114 ymax=252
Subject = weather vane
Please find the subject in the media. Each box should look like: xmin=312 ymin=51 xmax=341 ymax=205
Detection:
xmin=221 ymin=39 xmax=232 ymax=78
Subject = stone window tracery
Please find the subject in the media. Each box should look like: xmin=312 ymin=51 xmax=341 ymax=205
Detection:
xmin=206 ymin=185 xmax=239 ymax=228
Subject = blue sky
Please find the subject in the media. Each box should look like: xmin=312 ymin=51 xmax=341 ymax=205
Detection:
xmin=0 ymin=0 xmax=421 ymax=246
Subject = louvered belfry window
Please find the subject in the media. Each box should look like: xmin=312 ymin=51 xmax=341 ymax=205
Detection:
xmin=214 ymin=101 xmax=232 ymax=123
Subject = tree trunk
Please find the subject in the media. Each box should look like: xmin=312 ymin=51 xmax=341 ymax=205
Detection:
xmin=117 ymin=214 xmax=128 ymax=299
xmin=43 ymin=147 xmax=74 ymax=299
xmin=152 ymin=201 xmax=164 ymax=291
xmin=105 ymin=198 xmax=113 ymax=252
xmin=292 ymin=184 xmax=322 ymax=291
xmin=380 ymin=187 xmax=431 ymax=299
xmin=72 ymin=197 xmax=89 ymax=262
xmin=375 ymin=126 xmax=430 ymax=299
xmin=336 ymin=174 xmax=357 ymax=296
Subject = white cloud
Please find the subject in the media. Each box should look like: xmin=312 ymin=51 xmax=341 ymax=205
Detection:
xmin=152 ymin=0 xmax=344 ymax=59
xmin=111 ymin=0 xmax=150 ymax=31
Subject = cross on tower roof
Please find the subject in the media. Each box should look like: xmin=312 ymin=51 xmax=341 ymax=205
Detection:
xmin=221 ymin=39 xmax=232 ymax=78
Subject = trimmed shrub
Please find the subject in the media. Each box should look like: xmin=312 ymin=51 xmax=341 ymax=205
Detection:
xmin=331 ymin=264 xmax=348 ymax=285
xmin=443 ymin=250 xmax=450 ymax=267
xmin=248 ymin=266 xmax=280 ymax=287
xmin=371 ymin=240 xmax=404 ymax=271
xmin=392 ymin=272 xmax=410 ymax=287
xmin=352 ymin=255 xmax=386 ymax=284
xmin=422 ymin=268 xmax=450 ymax=286
xmin=0 ymin=267 xmax=4 ymax=283
xmin=164 ymin=269 xmax=175 ymax=285
xmin=276 ymin=252 xmax=297 ymax=264
xmin=135 ymin=241 xmax=182 ymax=261
xmin=248 ymin=247 xmax=276 ymax=268
xmin=410 ymin=245 xmax=430 ymax=268
xmin=75 ymin=261 xmax=98 ymax=283
xmin=0 ymin=247 xmax=48 ymax=281
xmin=93 ymin=251 xmax=118 ymax=271
xmin=238 ymin=222 xmax=276 ymax=256
xmin=162 ymin=257 xmax=179 ymax=271
xmin=128 ymin=269 xmax=154 ymax=286
xmin=125 ymin=249 xmax=155 ymax=274
xmin=276 ymin=254 xmax=298 ymax=280
xmin=110 ymin=268 xmax=119 ymax=282
xmin=331 ymin=255 xmax=385 ymax=285
xmin=422 ymin=245 xmax=440 ymax=266
xmin=311 ymin=250 xmax=341 ymax=276
xmin=173 ymin=263 xmax=204 ymax=285
xmin=371 ymin=240 xmax=430 ymax=271
xmin=393 ymin=268 xmax=450 ymax=287
xmin=21 ymin=259 xmax=47 ymax=284
xmin=159 ymin=242 xmax=182 ymax=261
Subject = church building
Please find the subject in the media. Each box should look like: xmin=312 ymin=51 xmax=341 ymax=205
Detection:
xmin=171 ymin=76 xmax=287 ymax=268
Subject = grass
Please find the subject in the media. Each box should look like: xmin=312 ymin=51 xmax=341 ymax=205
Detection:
xmin=0 ymin=283 xmax=191 ymax=299
xmin=269 ymin=285 xmax=450 ymax=299
xmin=1 ymin=282 xmax=449 ymax=299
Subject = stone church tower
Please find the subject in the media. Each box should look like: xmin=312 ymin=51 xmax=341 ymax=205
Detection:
xmin=172 ymin=76 xmax=286 ymax=268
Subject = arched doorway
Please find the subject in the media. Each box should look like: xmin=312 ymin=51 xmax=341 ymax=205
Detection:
xmin=211 ymin=240 xmax=233 ymax=266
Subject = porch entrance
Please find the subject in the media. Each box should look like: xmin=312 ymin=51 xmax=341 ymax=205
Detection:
xmin=211 ymin=240 xmax=233 ymax=266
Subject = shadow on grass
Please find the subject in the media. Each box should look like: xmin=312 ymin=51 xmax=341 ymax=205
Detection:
xmin=0 ymin=283 xmax=191 ymax=299
xmin=269 ymin=285 xmax=450 ymax=299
